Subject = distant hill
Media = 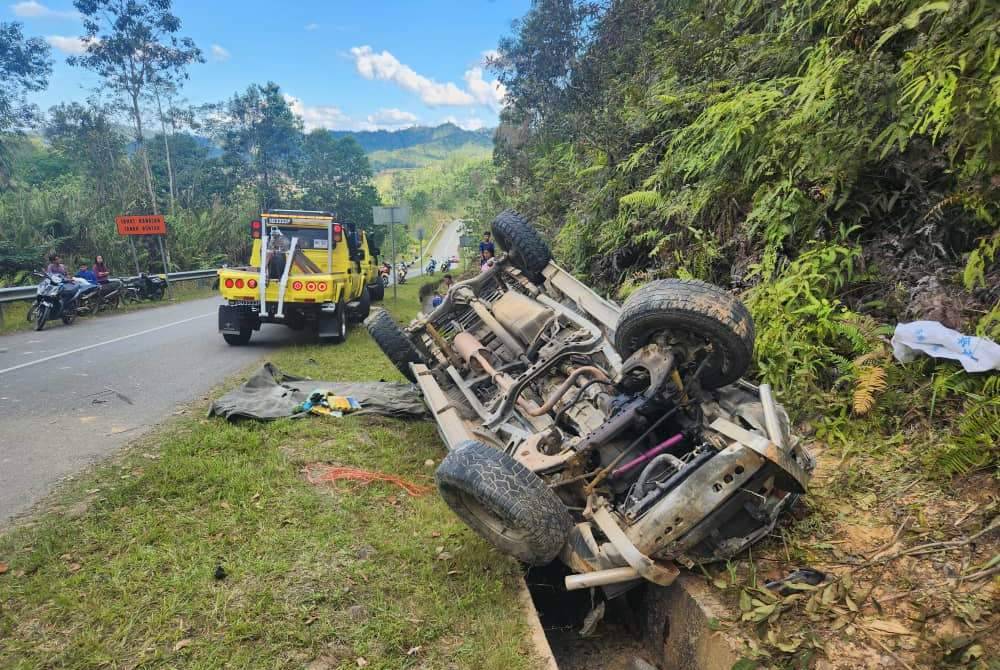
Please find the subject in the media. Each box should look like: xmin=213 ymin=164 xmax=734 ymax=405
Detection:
xmin=330 ymin=123 xmax=493 ymax=170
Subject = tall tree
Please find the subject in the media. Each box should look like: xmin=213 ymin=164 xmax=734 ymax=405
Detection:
xmin=0 ymin=21 xmax=52 ymax=181
xmin=298 ymin=130 xmax=379 ymax=225
xmin=69 ymin=0 xmax=202 ymax=214
xmin=45 ymin=100 xmax=128 ymax=205
xmin=218 ymin=82 xmax=302 ymax=207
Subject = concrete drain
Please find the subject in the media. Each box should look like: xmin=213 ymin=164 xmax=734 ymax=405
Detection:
xmin=524 ymin=563 xmax=743 ymax=670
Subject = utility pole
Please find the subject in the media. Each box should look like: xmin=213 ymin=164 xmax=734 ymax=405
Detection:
xmin=390 ymin=206 xmax=397 ymax=301
xmin=373 ymin=206 xmax=410 ymax=303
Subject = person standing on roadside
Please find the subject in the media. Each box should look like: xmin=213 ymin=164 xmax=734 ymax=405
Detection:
xmin=94 ymin=255 xmax=111 ymax=284
xmin=478 ymin=231 xmax=495 ymax=263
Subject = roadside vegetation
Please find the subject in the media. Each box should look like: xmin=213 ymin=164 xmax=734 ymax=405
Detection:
xmin=478 ymin=1 xmax=998 ymax=666
xmin=0 ymin=277 xmax=538 ymax=670
xmin=375 ymin=152 xmax=493 ymax=248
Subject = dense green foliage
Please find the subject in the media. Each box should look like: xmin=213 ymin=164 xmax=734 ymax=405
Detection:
xmin=378 ymin=152 xmax=494 ymax=244
xmin=0 ymin=21 xmax=52 ymax=182
xmin=332 ymin=123 xmax=492 ymax=169
xmin=488 ymin=0 xmax=999 ymax=473
xmin=0 ymin=81 xmax=382 ymax=281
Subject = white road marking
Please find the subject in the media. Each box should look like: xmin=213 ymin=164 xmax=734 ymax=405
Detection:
xmin=0 ymin=312 xmax=214 ymax=376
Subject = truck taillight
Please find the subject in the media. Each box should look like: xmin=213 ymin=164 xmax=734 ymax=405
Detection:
xmin=224 ymin=278 xmax=234 ymax=288
xmin=235 ymin=278 xmax=244 ymax=289
xmin=247 ymin=279 xmax=257 ymax=289
xmin=333 ymin=223 xmax=343 ymax=243
xmin=317 ymin=282 xmax=327 ymax=291
xmin=306 ymin=282 xmax=317 ymax=292
xmin=292 ymin=281 xmax=303 ymax=291
xmin=250 ymin=220 xmax=261 ymax=239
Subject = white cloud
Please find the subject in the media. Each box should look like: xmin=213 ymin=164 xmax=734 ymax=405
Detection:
xmin=441 ymin=115 xmax=487 ymax=132
xmin=463 ymin=66 xmax=506 ymax=111
xmin=350 ymin=45 xmax=475 ymax=107
xmin=44 ymin=34 xmax=93 ymax=55
xmin=210 ymin=44 xmax=230 ymax=62
xmin=284 ymin=94 xmax=355 ymax=131
xmin=304 ymin=22 xmax=320 ymax=31
xmin=11 ymin=0 xmax=78 ymax=19
xmin=366 ymin=108 xmax=418 ymax=127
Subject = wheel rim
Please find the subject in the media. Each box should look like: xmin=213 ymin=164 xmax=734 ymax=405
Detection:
xmin=454 ymin=489 xmax=529 ymax=545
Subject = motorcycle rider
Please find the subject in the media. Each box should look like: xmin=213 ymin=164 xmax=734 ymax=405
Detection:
xmin=46 ymin=254 xmax=68 ymax=277
xmin=75 ymin=263 xmax=97 ymax=283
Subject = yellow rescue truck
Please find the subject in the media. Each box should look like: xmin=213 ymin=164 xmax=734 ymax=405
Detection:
xmin=217 ymin=209 xmax=382 ymax=345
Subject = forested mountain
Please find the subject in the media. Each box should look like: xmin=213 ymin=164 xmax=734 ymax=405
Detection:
xmin=484 ymin=0 xmax=998 ymax=476
xmin=329 ymin=123 xmax=492 ymax=154
xmin=331 ymin=123 xmax=494 ymax=170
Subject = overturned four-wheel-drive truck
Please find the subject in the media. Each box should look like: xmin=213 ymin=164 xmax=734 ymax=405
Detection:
xmin=368 ymin=211 xmax=813 ymax=600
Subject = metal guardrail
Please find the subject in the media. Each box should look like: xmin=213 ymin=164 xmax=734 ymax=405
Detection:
xmin=0 ymin=269 xmax=219 ymax=305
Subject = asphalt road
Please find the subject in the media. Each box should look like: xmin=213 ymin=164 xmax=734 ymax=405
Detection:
xmin=0 ymin=219 xmax=468 ymax=525
xmin=0 ymin=296 xmax=315 ymax=524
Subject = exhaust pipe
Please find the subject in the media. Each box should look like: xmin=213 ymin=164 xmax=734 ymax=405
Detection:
xmin=564 ymin=566 xmax=641 ymax=591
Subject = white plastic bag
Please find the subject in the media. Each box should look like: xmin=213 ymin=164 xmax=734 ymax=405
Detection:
xmin=891 ymin=321 xmax=1000 ymax=373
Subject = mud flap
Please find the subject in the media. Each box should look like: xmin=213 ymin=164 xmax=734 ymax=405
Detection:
xmin=219 ymin=305 xmax=255 ymax=334
xmin=317 ymin=310 xmax=341 ymax=337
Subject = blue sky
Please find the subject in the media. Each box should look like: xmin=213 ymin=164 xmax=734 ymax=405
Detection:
xmin=10 ymin=0 xmax=531 ymax=131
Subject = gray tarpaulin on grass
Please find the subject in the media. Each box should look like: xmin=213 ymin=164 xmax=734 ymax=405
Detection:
xmin=209 ymin=362 xmax=429 ymax=421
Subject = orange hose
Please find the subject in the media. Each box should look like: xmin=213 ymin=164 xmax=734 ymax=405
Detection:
xmin=304 ymin=464 xmax=431 ymax=496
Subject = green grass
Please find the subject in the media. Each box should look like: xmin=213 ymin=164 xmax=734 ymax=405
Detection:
xmin=0 ymin=277 xmax=539 ymax=670
xmin=0 ymin=281 xmax=218 ymax=336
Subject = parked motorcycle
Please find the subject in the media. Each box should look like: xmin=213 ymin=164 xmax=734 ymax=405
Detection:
xmin=396 ymin=264 xmax=408 ymax=285
xmin=425 ymin=259 xmax=437 ymax=275
xmin=28 ymin=272 xmax=89 ymax=331
xmin=440 ymin=259 xmax=451 ymax=273
xmin=379 ymin=263 xmax=391 ymax=287
xmin=77 ymin=279 xmax=123 ymax=314
xmin=122 ymin=272 xmax=166 ymax=303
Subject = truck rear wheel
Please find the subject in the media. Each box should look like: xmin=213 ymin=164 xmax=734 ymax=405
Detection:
xmin=223 ymin=327 xmax=252 ymax=346
xmin=350 ymin=286 xmax=371 ymax=322
xmin=320 ymin=300 xmax=348 ymax=344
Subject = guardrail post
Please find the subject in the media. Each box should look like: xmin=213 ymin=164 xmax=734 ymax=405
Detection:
xmin=0 ymin=302 xmax=5 ymax=328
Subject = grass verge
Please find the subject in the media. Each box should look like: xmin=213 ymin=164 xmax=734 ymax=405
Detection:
xmin=0 ymin=275 xmax=538 ymax=670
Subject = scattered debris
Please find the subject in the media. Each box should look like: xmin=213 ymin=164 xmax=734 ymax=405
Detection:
xmin=891 ymin=320 xmax=1000 ymax=372
xmin=579 ymin=601 xmax=605 ymax=638
xmin=213 ymin=565 xmax=227 ymax=580
xmin=764 ymin=567 xmax=827 ymax=596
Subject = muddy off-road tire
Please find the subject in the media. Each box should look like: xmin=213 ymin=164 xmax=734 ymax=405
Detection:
xmin=615 ymin=279 xmax=754 ymax=389
xmin=365 ymin=308 xmax=425 ymax=382
xmin=490 ymin=210 xmax=551 ymax=283
xmin=435 ymin=440 xmax=573 ymax=565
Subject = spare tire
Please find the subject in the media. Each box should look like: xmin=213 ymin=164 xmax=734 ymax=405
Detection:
xmin=490 ymin=210 xmax=551 ymax=283
xmin=436 ymin=441 xmax=573 ymax=565
xmin=365 ymin=308 xmax=425 ymax=382
xmin=614 ymin=279 xmax=754 ymax=389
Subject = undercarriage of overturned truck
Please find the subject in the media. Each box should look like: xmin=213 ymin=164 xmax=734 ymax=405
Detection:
xmin=367 ymin=210 xmax=814 ymax=601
